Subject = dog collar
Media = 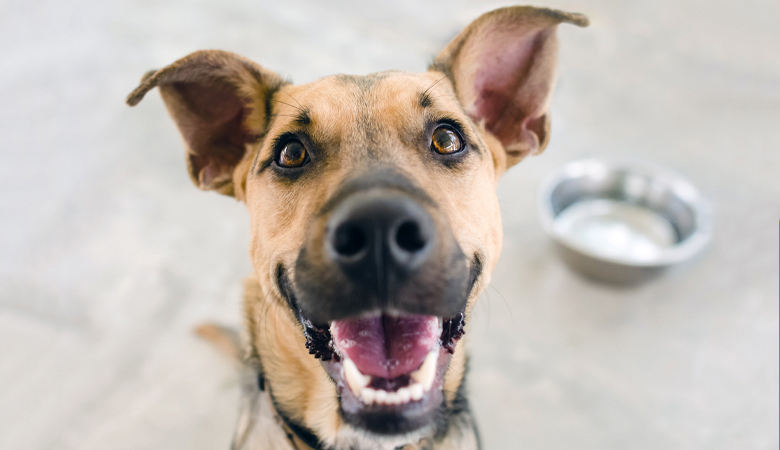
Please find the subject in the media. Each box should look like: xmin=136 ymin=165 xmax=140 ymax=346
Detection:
xmin=277 ymin=405 xmax=324 ymax=450
xmin=260 ymin=373 xmax=324 ymax=450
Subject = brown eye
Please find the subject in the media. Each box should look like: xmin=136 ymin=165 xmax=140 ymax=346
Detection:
xmin=431 ymin=127 xmax=462 ymax=155
xmin=277 ymin=141 xmax=308 ymax=168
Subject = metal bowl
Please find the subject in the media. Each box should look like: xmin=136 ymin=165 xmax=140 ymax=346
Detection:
xmin=537 ymin=158 xmax=712 ymax=284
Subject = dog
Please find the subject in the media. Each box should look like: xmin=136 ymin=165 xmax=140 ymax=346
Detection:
xmin=126 ymin=6 xmax=587 ymax=449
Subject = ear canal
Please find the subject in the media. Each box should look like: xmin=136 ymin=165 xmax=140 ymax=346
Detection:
xmin=126 ymin=50 xmax=287 ymax=196
xmin=430 ymin=6 xmax=588 ymax=170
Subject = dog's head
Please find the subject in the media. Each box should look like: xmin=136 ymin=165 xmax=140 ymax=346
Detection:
xmin=128 ymin=6 xmax=586 ymax=448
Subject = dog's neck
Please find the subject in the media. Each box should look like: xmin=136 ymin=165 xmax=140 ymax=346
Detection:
xmin=265 ymin=375 xmax=324 ymax=450
xmin=230 ymin=365 xmax=312 ymax=450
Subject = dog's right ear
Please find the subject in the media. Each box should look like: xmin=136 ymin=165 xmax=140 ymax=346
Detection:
xmin=126 ymin=50 xmax=287 ymax=197
xmin=431 ymin=6 xmax=588 ymax=171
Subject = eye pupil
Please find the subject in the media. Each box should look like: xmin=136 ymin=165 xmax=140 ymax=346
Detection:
xmin=278 ymin=141 xmax=307 ymax=167
xmin=432 ymin=127 xmax=462 ymax=154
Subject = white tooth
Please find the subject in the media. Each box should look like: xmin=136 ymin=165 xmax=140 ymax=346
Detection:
xmin=409 ymin=383 xmax=424 ymax=401
xmin=398 ymin=387 xmax=411 ymax=403
xmin=343 ymin=358 xmax=370 ymax=395
xmin=385 ymin=392 xmax=398 ymax=404
xmin=375 ymin=389 xmax=388 ymax=404
xmin=361 ymin=388 xmax=376 ymax=405
xmin=410 ymin=350 xmax=438 ymax=391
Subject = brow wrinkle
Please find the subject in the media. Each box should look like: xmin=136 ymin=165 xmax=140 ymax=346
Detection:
xmin=430 ymin=93 xmax=459 ymax=102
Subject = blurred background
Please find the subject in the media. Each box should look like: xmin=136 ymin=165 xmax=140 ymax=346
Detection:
xmin=1 ymin=0 xmax=778 ymax=449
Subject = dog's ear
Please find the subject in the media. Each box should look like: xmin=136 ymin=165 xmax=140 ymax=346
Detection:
xmin=126 ymin=50 xmax=286 ymax=197
xmin=431 ymin=6 xmax=588 ymax=169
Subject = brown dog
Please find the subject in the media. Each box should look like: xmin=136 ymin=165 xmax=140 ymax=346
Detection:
xmin=127 ymin=6 xmax=587 ymax=449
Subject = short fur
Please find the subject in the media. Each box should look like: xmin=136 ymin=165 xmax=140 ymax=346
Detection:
xmin=127 ymin=6 xmax=587 ymax=450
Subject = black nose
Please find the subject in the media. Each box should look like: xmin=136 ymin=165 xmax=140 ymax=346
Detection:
xmin=326 ymin=192 xmax=435 ymax=287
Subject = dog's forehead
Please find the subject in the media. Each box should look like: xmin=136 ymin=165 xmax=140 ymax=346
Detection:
xmin=277 ymin=71 xmax=461 ymax=129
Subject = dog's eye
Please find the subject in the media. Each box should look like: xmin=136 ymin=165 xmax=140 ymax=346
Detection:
xmin=277 ymin=141 xmax=308 ymax=168
xmin=431 ymin=127 xmax=462 ymax=155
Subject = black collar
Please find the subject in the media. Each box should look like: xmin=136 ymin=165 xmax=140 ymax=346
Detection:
xmin=259 ymin=372 xmax=324 ymax=450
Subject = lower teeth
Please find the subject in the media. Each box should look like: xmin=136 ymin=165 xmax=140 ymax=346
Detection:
xmin=359 ymin=382 xmax=425 ymax=405
xmin=342 ymin=349 xmax=439 ymax=405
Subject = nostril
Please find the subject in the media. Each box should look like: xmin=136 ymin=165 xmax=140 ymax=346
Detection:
xmin=334 ymin=224 xmax=367 ymax=257
xmin=395 ymin=220 xmax=427 ymax=253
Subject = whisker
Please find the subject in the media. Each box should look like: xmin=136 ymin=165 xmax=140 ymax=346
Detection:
xmin=272 ymin=99 xmax=304 ymax=112
xmin=281 ymin=89 xmax=305 ymax=110
xmin=246 ymin=284 xmax=282 ymax=364
xmin=422 ymin=75 xmax=448 ymax=97
xmin=260 ymin=293 xmax=284 ymax=364
xmin=488 ymin=283 xmax=514 ymax=326
xmin=482 ymin=289 xmax=493 ymax=334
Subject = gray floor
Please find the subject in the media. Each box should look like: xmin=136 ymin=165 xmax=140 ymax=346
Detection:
xmin=1 ymin=1 xmax=778 ymax=449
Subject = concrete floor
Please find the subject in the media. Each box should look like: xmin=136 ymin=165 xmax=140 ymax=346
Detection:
xmin=1 ymin=1 xmax=778 ymax=449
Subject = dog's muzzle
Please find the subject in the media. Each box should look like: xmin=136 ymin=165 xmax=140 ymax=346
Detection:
xmin=285 ymin=171 xmax=474 ymax=435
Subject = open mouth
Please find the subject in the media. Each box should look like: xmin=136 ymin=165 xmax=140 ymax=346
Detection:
xmin=302 ymin=311 xmax=465 ymax=434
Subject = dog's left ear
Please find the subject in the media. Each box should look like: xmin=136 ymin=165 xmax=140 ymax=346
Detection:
xmin=126 ymin=50 xmax=287 ymax=198
xmin=431 ymin=6 xmax=588 ymax=170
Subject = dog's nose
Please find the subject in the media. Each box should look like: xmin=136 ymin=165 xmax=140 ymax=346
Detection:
xmin=326 ymin=192 xmax=435 ymax=286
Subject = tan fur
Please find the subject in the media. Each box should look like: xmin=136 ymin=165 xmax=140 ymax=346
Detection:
xmin=128 ymin=6 xmax=587 ymax=449
xmin=195 ymin=323 xmax=243 ymax=364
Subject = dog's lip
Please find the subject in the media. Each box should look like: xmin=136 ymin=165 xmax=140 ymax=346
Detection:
xmin=301 ymin=310 xmax=465 ymax=368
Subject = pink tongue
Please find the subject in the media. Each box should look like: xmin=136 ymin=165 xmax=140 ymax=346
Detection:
xmin=331 ymin=314 xmax=439 ymax=379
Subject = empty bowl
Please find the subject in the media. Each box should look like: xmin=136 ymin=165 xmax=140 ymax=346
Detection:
xmin=537 ymin=158 xmax=712 ymax=284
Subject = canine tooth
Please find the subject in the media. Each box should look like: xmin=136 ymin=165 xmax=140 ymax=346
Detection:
xmin=409 ymin=383 xmax=424 ymax=401
xmin=375 ymin=389 xmax=388 ymax=404
xmin=397 ymin=387 xmax=411 ymax=403
xmin=410 ymin=350 xmax=438 ymax=391
xmin=343 ymin=358 xmax=370 ymax=395
xmin=361 ymin=388 xmax=376 ymax=405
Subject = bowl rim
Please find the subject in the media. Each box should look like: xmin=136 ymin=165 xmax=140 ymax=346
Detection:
xmin=536 ymin=157 xmax=713 ymax=268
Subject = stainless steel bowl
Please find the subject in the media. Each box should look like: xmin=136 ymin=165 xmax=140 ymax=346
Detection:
xmin=537 ymin=158 xmax=712 ymax=284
